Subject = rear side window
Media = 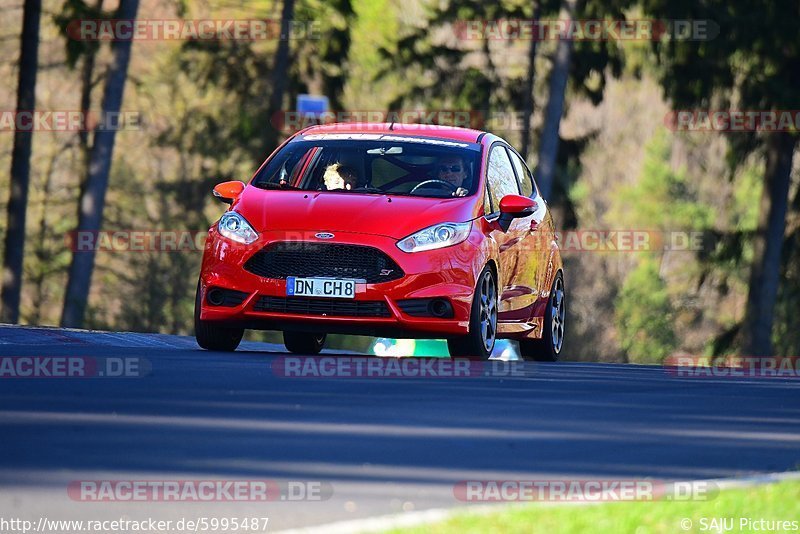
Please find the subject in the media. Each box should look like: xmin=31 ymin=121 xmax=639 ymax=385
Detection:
xmin=508 ymin=149 xmax=534 ymax=197
xmin=486 ymin=145 xmax=520 ymax=212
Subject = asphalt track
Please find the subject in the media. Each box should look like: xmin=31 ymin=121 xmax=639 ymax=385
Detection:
xmin=0 ymin=325 xmax=799 ymax=531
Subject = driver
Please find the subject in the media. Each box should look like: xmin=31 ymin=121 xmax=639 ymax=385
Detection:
xmin=436 ymin=156 xmax=469 ymax=197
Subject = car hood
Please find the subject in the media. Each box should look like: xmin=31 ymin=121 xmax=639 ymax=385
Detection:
xmin=234 ymin=186 xmax=480 ymax=239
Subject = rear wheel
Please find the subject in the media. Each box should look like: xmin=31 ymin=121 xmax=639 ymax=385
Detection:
xmin=194 ymin=282 xmax=244 ymax=352
xmin=447 ymin=266 xmax=497 ymax=360
xmin=283 ymin=331 xmax=326 ymax=355
xmin=519 ymin=271 xmax=565 ymax=362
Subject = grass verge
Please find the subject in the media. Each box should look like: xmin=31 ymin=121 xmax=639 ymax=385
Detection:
xmin=389 ymin=480 xmax=800 ymax=533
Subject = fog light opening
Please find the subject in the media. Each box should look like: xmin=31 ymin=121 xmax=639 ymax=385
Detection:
xmin=207 ymin=288 xmax=225 ymax=306
xmin=429 ymin=299 xmax=452 ymax=318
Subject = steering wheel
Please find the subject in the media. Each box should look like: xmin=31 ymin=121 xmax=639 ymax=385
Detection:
xmin=409 ymin=179 xmax=458 ymax=195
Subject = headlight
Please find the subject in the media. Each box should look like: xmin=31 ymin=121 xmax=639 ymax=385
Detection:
xmin=397 ymin=221 xmax=471 ymax=253
xmin=217 ymin=211 xmax=259 ymax=244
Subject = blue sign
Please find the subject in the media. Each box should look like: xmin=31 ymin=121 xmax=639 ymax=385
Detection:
xmin=297 ymin=94 xmax=329 ymax=119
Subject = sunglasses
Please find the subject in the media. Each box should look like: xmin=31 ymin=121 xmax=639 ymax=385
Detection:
xmin=438 ymin=165 xmax=463 ymax=173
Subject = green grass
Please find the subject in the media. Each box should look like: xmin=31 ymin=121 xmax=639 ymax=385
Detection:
xmin=389 ymin=480 xmax=800 ymax=534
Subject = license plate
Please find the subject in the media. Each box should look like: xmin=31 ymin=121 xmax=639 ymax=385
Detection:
xmin=286 ymin=277 xmax=357 ymax=299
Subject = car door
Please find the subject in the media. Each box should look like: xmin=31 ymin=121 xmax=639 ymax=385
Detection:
xmin=484 ymin=144 xmax=528 ymax=318
xmin=507 ymin=147 xmax=549 ymax=325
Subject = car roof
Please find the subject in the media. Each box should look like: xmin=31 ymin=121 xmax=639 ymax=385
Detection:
xmin=300 ymin=122 xmax=487 ymax=144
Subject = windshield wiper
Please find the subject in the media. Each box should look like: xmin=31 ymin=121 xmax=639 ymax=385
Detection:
xmin=354 ymin=186 xmax=387 ymax=194
xmin=355 ymin=188 xmax=422 ymax=198
xmin=256 ymin=182 xmax=302 ymax=190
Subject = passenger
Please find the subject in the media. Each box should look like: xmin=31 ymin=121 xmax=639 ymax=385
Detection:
xmin=323 ymin=163 xmax=359 ymax=191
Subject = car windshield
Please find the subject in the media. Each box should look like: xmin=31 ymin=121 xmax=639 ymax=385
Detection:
xmin=251 ymin=135 xmax=482 ymax=198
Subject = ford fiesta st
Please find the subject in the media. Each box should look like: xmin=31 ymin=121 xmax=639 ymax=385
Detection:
xmin=195 ymin=123 xmax=565 ymax=360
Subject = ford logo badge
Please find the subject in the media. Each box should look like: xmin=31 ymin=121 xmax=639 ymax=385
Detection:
xmin=315 ymin=232 xmax=335 ymax=239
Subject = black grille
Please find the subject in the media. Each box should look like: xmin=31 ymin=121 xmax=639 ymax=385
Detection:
xmin=244 ymin=242 xmax=404 ymax=283
xmin=397 ymin=298 xmax=454 ymax=318
xmin=206 ymin=287 xmax=249 ymax=307
xmin=397 ymin=299 xmax=432 ymax=316
xmin=254 ymin=296 xmax=391 ymax=317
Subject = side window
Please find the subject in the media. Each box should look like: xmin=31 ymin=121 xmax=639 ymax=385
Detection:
xmin=484 ymin=186 xmax=493 ymax=216
xmin=254 ymin=145 xmax=309 ymax=186
xmin=487 ymin=145 xmax=520 ymax=211
xmin=508 ymin=150 xmax=534 ymax=197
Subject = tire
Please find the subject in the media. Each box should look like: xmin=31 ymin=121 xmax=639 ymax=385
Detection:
xmin=519 ymin=271 xmax=565 ymax=362
xmin=283 ymin=331 xmax=326 ymax=355
xmin=447 ymin=266 xmax=498 ymax=360
xmin=194 ymin=282 xmax=244 ymax=351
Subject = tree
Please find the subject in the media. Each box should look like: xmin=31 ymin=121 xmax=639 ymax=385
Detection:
xmin=178 ymin=0 xmax=354 ymax=157
xmin=535 ymin=0 xmax=575 ymax=200
xmin=380 ymin=0 xmax=627 ymax=180
xmin=291 ymin=0 xmax=355 ymax=112
xmin=773 ymin=184 xmax=800 ymax=356
xmin=611 ymin=132 xmax=711 ymax=362
xmin=519 ymin=1 xmax=542 ymax=159
xmin=379 ymin=0 xmax=534 ymax=118
xmin=54 ymin=0 xmax=106 ymax=166
xmin=742 ymin=132 xmax=797 ymax=356
xmin=264 ymin=0 xmax=296 ymax=152
xmin=642 ymin=0 xmax=800 ymax=356
xmin=61 ymin=0 xmax=140 ymax=327
xmin=615 ymin=258 xmax=677 ymax=363
xmin=1 ymin=0 xmax=42 ymax=323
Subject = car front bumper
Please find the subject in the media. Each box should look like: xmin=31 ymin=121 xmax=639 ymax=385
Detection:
xmin=198 ymin=228 xmax=482 ymax=337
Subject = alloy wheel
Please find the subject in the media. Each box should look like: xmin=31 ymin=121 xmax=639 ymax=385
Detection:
xmin=550 ymin=277 xmax=566 ymax=354
xmin=479 ymin=272 xmax=498 ymax=352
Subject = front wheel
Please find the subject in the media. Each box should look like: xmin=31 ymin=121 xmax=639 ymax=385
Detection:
xmin=194 ymin=282 xmax=244 ymax=352
xmin=519 ymin=271 xmax=565 ymax=362
xmin=283 ymin=331 xmax=326 ymax=355
xmin=447 ymin=266 xmax=498 ymax=360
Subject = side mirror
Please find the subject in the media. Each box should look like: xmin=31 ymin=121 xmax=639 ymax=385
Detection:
xmin=498 ymin=195 xmax=537 ymax=231
xmin=212 ymin=181 xmax=245 ymax=205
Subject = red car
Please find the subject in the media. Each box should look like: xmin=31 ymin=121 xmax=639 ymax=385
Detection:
xmin=195 ymin=123 xmax=565 ymax=361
